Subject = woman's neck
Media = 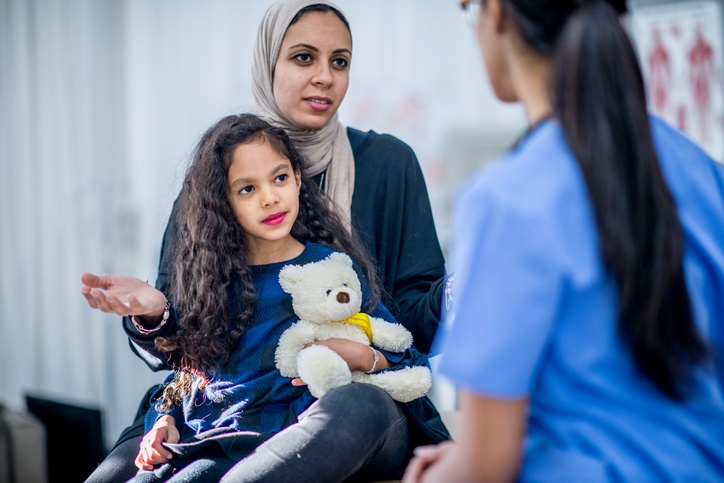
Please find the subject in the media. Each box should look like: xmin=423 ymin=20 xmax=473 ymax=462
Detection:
xmin=247 ymin=236 xmax=305 ymax=265
xmin=508 ymin=44 xmax=553 ymax=125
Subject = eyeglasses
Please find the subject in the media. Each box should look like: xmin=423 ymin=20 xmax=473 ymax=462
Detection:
xmin=459 ymin=0 xmax=482 ymax=27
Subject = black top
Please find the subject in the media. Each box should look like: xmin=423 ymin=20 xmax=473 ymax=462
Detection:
xmin=346 ymin=127 xmax=445 ymax=354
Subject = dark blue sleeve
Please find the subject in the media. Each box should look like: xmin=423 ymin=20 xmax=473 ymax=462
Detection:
xmin=123 ymin=198 xmax=181 ymax=371
xmin=376 ymin=346 xmax=430 ymax=371
xmin=366 ymin=278 xmax=430 ymax=371
xmin=122 ymin=306 xmax=179 ymax=371
xmin=142 ymin=374 xmax=183 ymax=434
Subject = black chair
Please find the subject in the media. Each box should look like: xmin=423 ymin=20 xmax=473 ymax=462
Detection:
xmin=25 ymin=394 xmax=106 ymax=483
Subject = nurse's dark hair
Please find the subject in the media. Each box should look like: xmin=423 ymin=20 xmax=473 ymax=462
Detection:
xmin=501 ymin=0 xmax=706 ymax=398
xmin=155 ymin=113 xmax=378 ymax=410
xmin=290 ymin=3 xmax=351 ymax=38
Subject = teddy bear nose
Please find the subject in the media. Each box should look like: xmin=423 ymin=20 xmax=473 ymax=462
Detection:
xmin=336 ymin=292 xmax=350 ymax=304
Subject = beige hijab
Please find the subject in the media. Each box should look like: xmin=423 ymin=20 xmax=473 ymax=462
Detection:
xmin=253 ymin=0 xmax=355 ymax=228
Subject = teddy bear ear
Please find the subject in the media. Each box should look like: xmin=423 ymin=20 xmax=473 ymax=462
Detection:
xmin=328 ymin=252 xmax=353 ymax=267
xmin=279 ymin=265 xmax=302 ymax=293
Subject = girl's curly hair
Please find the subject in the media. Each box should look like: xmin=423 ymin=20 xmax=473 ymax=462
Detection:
xmin=155 ymin=114 xmax=379 ymax=410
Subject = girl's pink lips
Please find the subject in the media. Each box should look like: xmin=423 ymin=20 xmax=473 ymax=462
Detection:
xmin=303 ymin=96 xmax=333 ymax=112
xmin=262 ymin=212 xmax=287 ymax=226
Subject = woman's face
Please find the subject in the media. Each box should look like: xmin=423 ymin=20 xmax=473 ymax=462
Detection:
xmin=476 ymin=0 xmax=517 ymax=103
xmin=273 ymin=11 xmax=352 ymax=130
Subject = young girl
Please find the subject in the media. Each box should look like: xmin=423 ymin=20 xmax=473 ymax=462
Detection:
xmin=404 ymin=0 xmax=724 ymax=482
xmin=81 ymin=113 xmax=431 ymax=482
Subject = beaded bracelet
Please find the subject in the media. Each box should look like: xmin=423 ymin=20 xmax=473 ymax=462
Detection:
xmin=130 ymin=297 xmax=170 ymax=335
xmin=366 ymin=346 xmax=379 ymax=374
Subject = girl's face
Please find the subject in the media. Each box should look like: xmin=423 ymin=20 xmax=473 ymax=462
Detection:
xmin=227 ymin=138 xmax=301 ymax=259
xmin=273 ymin=11 xmax=352 ymax=130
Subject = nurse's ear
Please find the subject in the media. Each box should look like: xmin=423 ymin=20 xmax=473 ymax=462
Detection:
xmin=490 ymin=0 xmax=505 ymax=33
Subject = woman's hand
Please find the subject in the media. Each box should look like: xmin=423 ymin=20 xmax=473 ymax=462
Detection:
xmin=135 ymin=415 xmax=179 ymax=471
xmin=290 ymin=338 xmax=390 ymax=386
xmin=404 ymin=391 xmax=527 ymax=483
xmin=80 ymin=272 xmax=166 ymax=323
xmin=402 ymin=441 xmax=456 ymax=483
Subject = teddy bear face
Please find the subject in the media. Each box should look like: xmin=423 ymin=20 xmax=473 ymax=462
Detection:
xmin=279 ymin=252 xmax=364 ymax=324
xmin=316 ymin=281 xmax=361 ymax=322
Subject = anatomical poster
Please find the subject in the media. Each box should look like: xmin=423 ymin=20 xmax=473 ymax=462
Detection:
xmin=631 ymin=1 xmax=724 ymax=163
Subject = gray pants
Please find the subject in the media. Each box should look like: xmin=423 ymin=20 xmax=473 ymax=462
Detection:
xmin=88 ymin=383 xmax=409 ymax=483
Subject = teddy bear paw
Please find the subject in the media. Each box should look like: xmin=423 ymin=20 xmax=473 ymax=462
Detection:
xmin=297 ymin=345 xmax=353 ymax=399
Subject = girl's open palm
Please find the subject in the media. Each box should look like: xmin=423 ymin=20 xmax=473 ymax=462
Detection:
xmin=80 ymin=272 xmax=166 ymax=319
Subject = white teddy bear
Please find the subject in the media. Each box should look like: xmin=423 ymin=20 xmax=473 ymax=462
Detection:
xmin=274 ymin=252 xmax=432 ymax=403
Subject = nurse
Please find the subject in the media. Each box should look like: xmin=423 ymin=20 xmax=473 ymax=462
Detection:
xmin=404 ymin=0 xmax=724 ymax=481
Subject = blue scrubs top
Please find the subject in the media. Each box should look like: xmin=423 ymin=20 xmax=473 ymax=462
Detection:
xmin=438 ymin=116 xmax=724 ymax=481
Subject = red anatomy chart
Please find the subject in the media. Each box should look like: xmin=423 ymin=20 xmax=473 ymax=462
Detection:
xmin=631 ymin=1 xmax=723 ymax=163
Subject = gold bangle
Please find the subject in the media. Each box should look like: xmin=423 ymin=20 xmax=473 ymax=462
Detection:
xmin=366 ymin=346 xmax=379 ymax=374
xmin=131 ymin=297 xmax=170 ymax=335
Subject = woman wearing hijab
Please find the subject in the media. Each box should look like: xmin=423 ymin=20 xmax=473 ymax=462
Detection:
xmin=84 ymin=1 xmax=449 ymax=482
xmin=247 ymin=0 xmax=447 ymax=352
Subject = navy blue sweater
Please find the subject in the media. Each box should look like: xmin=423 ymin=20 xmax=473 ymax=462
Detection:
xmin=134 ymin=243 xmax=429 ymax=441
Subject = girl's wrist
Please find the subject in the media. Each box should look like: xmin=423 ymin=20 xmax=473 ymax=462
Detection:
xmin=363 ymin=346 xmax=390 ymax=373
xmin=155 ymin=415 xmax=176 ymax=428
xmin=365 ymin=346 xmax=379 ymax=373
xmin=131 ymin=297 xmax=170 ymax=333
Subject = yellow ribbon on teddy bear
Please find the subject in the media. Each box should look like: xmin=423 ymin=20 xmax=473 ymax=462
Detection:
xmin=337 ymin=312 xmax=373 ymax=343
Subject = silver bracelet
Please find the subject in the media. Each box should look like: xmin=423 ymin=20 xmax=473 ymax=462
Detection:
xmin=444 ymin=273 xmax=456 ymax=311
xmin=366 ymin=346 xmax=379 ymax=374
xmin=131 ymin=297 xmax=170 ymax=335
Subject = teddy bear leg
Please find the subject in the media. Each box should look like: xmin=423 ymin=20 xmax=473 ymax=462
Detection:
xmin=365 ymin=366 xmax=433 ymax=403
xmin=297 ymin=345 xmax=353 ymax=399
